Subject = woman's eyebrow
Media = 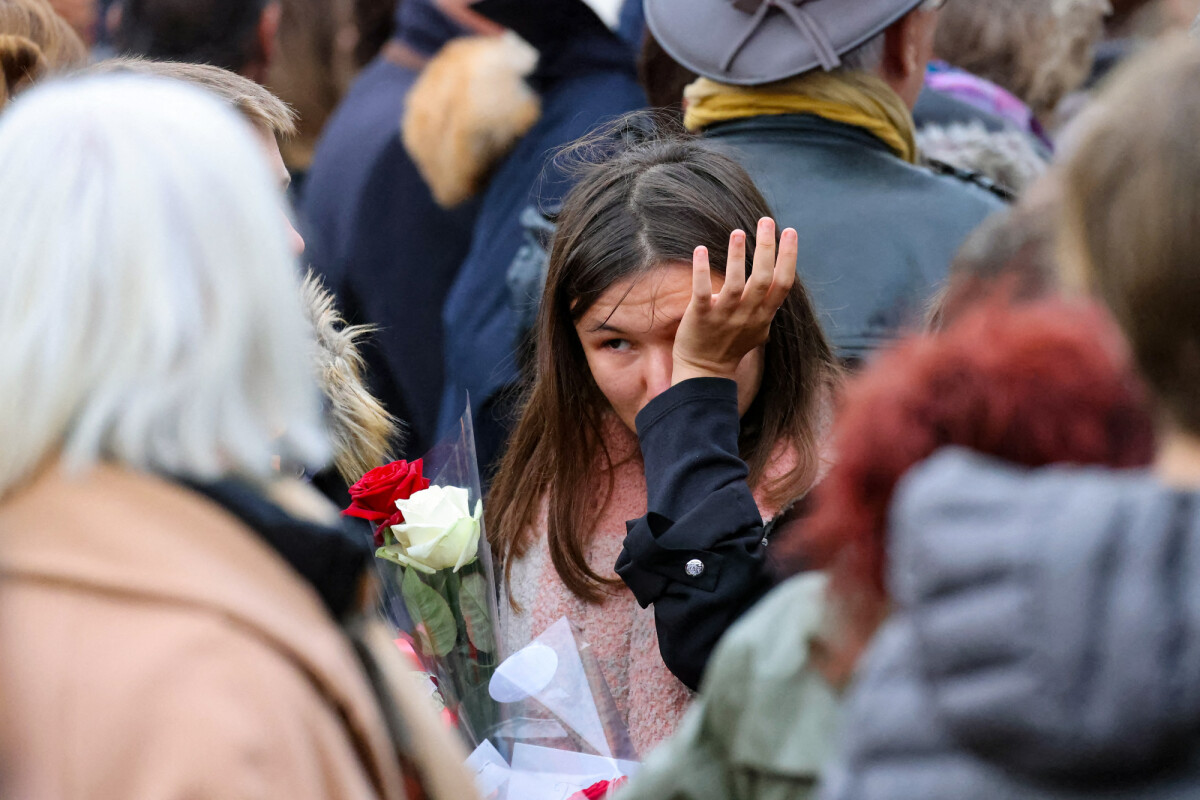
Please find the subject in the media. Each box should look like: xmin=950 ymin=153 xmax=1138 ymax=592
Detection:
xmin=587 ymin=321 xmax=627 ymax=334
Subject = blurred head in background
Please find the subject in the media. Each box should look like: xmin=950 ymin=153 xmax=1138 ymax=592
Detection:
xmin=1059 ymin=37 xmax=1200 ymax=448
xmin=265 ymin=0 xmax=358 ymax=175
xmin=112 ymin=0 xmax=367 ymax=176
xmin=933 ymin=0 xmax=1110 ymax=122
xmin=115 ymin=0 xmax=278 ymax=82
xmin=0 ymin=74 xmax=328 ymax=496
xmin=0 ymin=0 xmax=86 ymax=107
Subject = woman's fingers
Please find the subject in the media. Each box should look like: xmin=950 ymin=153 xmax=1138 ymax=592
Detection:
xmin=722 ymin=229 xmax=747 ymax=300
xmin=692 ymin=245 xmax=713 ymax=309
xmin=702 ymin=221 xmax=795 ymax=320
xmin=766 ymin=227 xmax=798 ymax=307
xmin=746 ymin=217 xmax=775 ymax=298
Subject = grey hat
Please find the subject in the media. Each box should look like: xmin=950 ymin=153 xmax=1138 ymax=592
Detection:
xmin=645 ymin=0 xmax=927 ymax=86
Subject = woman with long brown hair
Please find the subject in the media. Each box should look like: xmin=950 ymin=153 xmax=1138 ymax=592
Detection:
xmin=485 ymin=130 xmax=838 ymax=753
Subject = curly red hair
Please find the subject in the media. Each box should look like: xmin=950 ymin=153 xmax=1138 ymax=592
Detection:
xmin=784 ymin=300 xmax=1156 ymax=668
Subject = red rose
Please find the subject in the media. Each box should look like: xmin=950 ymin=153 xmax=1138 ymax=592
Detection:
xmin=569 ymin=777 xmax=628 ymax=800
xmin=343 ymin=459 xmax=430 ymax=524
xmin=374 ymin=507 xmax=406 ymax=547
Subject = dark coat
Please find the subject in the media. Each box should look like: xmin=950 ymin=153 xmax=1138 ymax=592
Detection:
xmin=617 ymin=378 xmax=780 ymax=690
xmin=703 ymin=114 xmax=1005 ymax=363
xmin=820 ymin=448 xmax=1200 ymax=799
xmin=436 ymin=0 xmax=646 ymax=475
xmin=301 ymin=1 xmax=473 ymax=459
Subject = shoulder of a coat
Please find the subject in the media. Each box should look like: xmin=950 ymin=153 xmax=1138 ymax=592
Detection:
xmin=923 ymin=158 xmax=1016 ymax=203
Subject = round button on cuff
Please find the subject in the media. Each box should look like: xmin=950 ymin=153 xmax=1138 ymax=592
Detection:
xmin=685 ymin=558 xmax=705 ymax=577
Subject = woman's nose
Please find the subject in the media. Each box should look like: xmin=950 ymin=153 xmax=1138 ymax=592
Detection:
xmin=645 ymin=347 xmax=674 ymax=398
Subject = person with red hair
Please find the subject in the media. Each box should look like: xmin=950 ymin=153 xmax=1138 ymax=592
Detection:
xmin=788 ymin=300 xmax=1154 ymax=684
xmin=619 ymin=299 xmax=1154 ymax=800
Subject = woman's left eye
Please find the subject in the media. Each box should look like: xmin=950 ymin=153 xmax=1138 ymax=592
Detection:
xmin=602 ymin=339 xmax=632 ymax=352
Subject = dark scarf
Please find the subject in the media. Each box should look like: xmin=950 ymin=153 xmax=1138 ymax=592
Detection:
xmin=184 ymin=479 xmax=371 ymax=621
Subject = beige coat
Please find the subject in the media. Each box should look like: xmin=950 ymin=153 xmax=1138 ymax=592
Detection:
xmin=0 ymin=464 xmax=475 ymax=800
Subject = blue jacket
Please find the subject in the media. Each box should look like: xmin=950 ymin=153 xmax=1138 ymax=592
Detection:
xmin=437 ymin=0 xmax=646 ymax=475
xmin=301 ymin=1 xmax=473 ymax=459
xmin=820 ymin=448 xmax=1200 ymax=798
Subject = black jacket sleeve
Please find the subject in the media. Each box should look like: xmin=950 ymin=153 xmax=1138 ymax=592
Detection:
xmin=615 ymin=378 xmax=774 ymax=690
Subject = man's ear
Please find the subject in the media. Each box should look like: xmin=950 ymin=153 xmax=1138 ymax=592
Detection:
xmin=255 ymin=1 xmax=282 ymax=75
xmin=878 ymin=9 xmax=934 ymax=108
xmin=880 ymin=12 xmax=918 ymax=87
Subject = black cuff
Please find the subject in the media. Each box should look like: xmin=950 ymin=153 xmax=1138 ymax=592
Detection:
xmin=616 ymin=484 xmax=763 ymax=607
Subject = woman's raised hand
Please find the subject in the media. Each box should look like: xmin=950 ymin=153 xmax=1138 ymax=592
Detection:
xmin=672 ymin=217 xmax=798 ymax=384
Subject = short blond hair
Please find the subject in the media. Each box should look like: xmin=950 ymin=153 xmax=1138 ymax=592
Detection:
xmin=89 ymin=56 xmax=297 ymax=138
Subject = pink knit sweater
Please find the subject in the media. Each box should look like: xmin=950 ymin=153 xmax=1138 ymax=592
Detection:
xmin=499 ymin=415 xmax=797 ymax=756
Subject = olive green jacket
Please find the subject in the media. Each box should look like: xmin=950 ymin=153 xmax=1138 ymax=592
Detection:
xmin=622 ymin=572 xmax=839 ymax=800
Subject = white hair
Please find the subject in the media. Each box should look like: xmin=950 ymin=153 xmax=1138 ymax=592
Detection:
xmin=0 ymin=75 xmax=329 ymax=495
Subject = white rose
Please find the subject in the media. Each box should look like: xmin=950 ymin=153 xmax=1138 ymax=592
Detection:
xmin=380 ymin=485 xmax=483 ymax=574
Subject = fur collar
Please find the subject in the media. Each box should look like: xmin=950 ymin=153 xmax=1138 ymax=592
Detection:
xmin=402 ymin=33 xmax=541 ymax=208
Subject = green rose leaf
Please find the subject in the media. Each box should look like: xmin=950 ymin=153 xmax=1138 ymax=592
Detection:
xmin=400 ymin=566 xmax=457 ymax=658
xmin=459 ymin=571 xmax=496 ymax=654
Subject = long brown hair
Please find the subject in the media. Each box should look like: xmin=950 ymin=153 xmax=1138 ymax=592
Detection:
xmin=487 ymin=126 xmax=838 ymax=603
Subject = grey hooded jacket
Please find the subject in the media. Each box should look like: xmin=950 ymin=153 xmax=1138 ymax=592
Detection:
xmin=819 ymin=447 xmax=1200 ymax=799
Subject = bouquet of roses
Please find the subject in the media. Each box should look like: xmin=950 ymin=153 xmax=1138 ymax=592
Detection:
xmin=348 ymin=408 xmax=639 ymax=799
xmin=345 ymin=407 xmax=500 ymax=746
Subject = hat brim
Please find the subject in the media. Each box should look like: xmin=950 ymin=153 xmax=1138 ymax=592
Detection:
xmin=645 ymin=0 xmax=927 ymax=86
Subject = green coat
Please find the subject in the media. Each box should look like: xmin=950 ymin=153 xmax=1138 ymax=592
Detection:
xmin=622 ymin=573 xmax=839 ymax=800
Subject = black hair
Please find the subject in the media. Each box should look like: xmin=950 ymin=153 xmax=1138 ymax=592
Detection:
xmin=116 ymin=0 xmax=270 ymax=74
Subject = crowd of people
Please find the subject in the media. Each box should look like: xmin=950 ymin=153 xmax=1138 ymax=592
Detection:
xmin=1 ymin=0 xmax=1199 ymax=797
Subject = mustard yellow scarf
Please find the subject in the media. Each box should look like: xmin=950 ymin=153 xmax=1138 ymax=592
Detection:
xmin=683 ymin=71 xmax=918 ymax=164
